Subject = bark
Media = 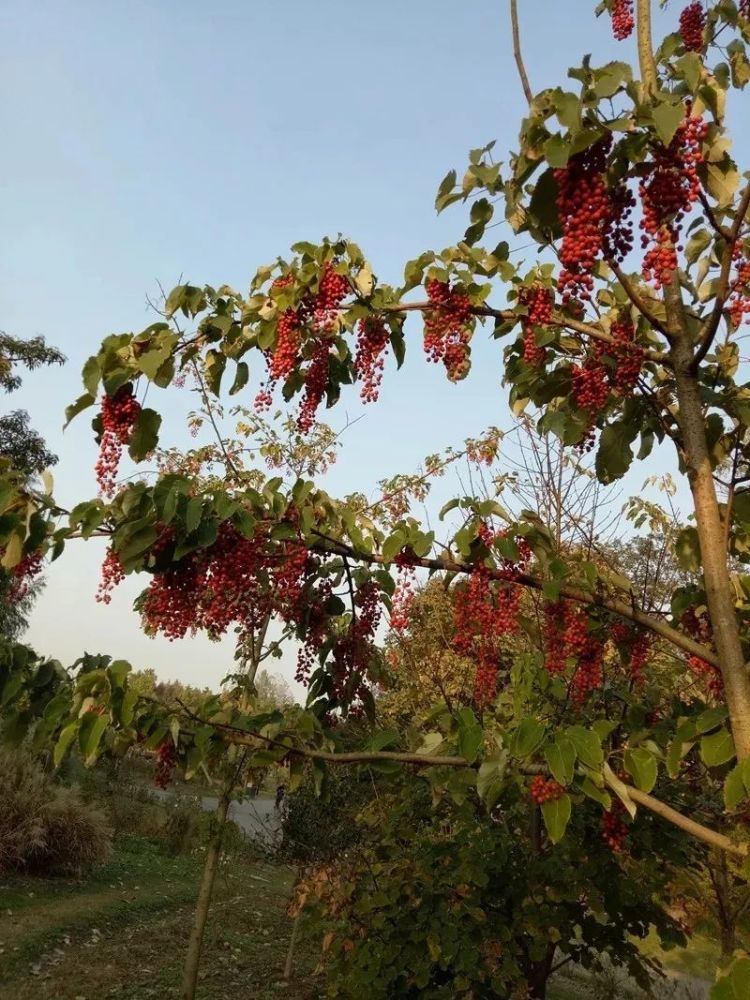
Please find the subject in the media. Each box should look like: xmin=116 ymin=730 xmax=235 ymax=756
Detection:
xmin=669 ymin=306 xmax=750 ymax=759
xmin=180 ymin=785 xmax=232 ymax=1000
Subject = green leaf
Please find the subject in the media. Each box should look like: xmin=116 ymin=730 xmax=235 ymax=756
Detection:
xmin=566 ymin=726 xmax=603 ymax=769
xmin=724 ymin=764 xmax=747 ymax=811
xmin=700 ymin=728 xmax=736 ymax=767
xmin=543 ymin=134 xmax=571 ymax=169
xmin=710 ymin=956 xmax=750 ymax=1000
xmin=580 ymin=777 xmax=612 ymax=810
xmin=541 ymin=793 xmax=572 ymax=844
xmin=82 ymin=356 xmax=101 ymax=396
xmin=477 ymin=749 xmax=508 ymax=810
xmin=64 ymin=392 xmax=96 ymax=429
xmin=119 ymin=689 xmax=138 ymax=728
xmin=229 ymin=361 xmax=249 ymax=395
xmin=696 ymin=706 xmax=729 ymax=734
xmin=624 ymin=747 xmax=658 ymax=793
xmin=544 ymin=737 xmax=577 ymax=786
xmin=652 ymin=98 xmax=685 ymax=146
xmin=54 ymin=721 xmax=79 ymax=768
xmin=78 ymin=710 xmax=108 ymax=765
xmin=128 ymin=408 xmax=162 ymax=461
xmin=457 ymin=707 xmax=483 ymax=762
xmin=675 ymin=526 xmax=701 ymax=573
xmin=205 ymin=350 xmax=227 ymax=396
xmin=595 ymin=424 xmax=633 ymax=484
xmin=511 ymin=718 xmax=546 ymax=758
xmin=186 ymin=496 xmax=203 ymax=535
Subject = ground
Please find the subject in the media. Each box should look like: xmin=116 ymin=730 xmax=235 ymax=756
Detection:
xmin=0 ymin=831 xmax=719 ymax=1000
xmin=0 ymin=836 xmax=318 ymax=1000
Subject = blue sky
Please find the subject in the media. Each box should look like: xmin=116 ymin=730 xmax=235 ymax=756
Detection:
xmin=1 ymin=1 xmax=729 ymax=695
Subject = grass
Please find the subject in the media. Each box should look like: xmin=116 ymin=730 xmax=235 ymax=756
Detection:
xmin=0 ymin=835 xmax=318 ymax=1000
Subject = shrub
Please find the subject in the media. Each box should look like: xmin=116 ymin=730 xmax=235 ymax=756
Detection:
xmin=0 ymin=748 xmax=111 ymax=875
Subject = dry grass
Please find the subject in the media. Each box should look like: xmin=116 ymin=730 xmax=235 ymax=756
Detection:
xmin=0 ymin=749 xmax=111 ymax=875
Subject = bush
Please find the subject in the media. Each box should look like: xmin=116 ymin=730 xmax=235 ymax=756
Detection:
xmin=0 ymin=748 xmax=111 ymax=874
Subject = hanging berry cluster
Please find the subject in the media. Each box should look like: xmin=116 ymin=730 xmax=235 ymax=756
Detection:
xmin=96 ymin=547 xmax=126 ymax=604
xmin=530 ymin=775 xmax=566 ymax=804
xmin=519 ymin=285 xmax=553 ymax=367
xmin=543 ymin=601 xmax=604 ymax=704
xmin=639 ymin=110 xmax=708 ymax=288
xmin=7 ymin=551 xmax=43 ymax=603
xmin=570 ymin=315 xmax=644 ymax=447
xmin=453 ymin=525 xmax=531 ymax=707
xmin=154 ymin=741 xmax=177 ymax=789
xmin=423 ymin=279 xmax=474 ymax=381
xmin=256 ymin=264 xmax=350 ymax=431
xmin=601 ymin=801 xmax=628 ymax=852
xmin=389 ymin=561 xmax=417 ymax=634
xmin=610 ymin=0 xmax=634 ymax=40
xmin=554 ymin=136 xmax=634 ymax=304
xmin=678 ymin=2 xmax=706 ymax=52
xmin=681 ymin=606 xmax=723 ymax=698
xmin=611 ymin=622 xmax=651 ymax=684
xmin=728 ymin=250 xmax=750 ymax=328
xmin=95 ymin=385 xmax=142 ymax=497
xmin=354 ymin=317 xmax=390 ymax=403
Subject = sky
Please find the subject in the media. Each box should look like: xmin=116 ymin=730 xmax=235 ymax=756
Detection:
xmin=1 ymin=0 xmax=741 ymax=697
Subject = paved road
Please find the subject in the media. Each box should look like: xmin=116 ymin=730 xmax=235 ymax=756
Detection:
xmin=153 ymin=789 xmax=283 ymax=843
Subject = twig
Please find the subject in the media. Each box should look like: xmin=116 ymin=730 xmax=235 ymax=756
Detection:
xmin=694 ymin=181 xmax=750 ymax=367
xmin=510 ymin=0 xmax=533 ymax=105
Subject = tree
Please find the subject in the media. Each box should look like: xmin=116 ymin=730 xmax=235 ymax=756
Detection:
xmin=0 ymin=332 xmax=64 ymax=638
xmin=5 ymin=1 xmax=750 ymax=995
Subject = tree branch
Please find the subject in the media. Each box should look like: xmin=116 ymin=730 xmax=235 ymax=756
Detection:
xmin=694 ymin=181 xmax=750 ymax=368
xmin=636 ymin=0 xmax=658 ymax=95
xmin=309 ymin=530 xmax=719 ymax=667
xmin=609 ymin=780 xmax=748 ymax=860
xmin=608 ymin=262 xmax=670 ymax=339
xmin=510 ymin=0 xmax=533 ymax=105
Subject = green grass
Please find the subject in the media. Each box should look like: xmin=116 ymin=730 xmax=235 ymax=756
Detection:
xmin=0 ymin=835 xmax=318 ymax=1000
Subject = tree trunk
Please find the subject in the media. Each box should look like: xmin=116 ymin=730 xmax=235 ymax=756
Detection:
xmin=710 ymin=848 xmax=738 ymax=960
xmin=283 ymin=906 xmax=303 ymax=981
xmin=180 ymin=785 xmax=232 ymax=1000
xmin=669 ymin=322 xmax=750 ymax=759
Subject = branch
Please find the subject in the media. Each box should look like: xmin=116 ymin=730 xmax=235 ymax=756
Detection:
xmin=609 ymin=780 xmax=748 ymax=860
xmin=510 ymin=0 xmax=533 ymax=105
xmin=694 ymin=181 xmax=750 ymax=368
xmin=609 ymin=262 xmax=670 ymax=339
xmin=218 ymin=723 xmax=748 ymax=859
xmin=309 ymin=530 xmax=719 ymax=668
xmin=636 ymin=0 xmax=658 ymax=96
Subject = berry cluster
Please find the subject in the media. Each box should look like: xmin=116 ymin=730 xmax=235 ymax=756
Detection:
xmin=95 ymin=385 xmax=142 ymax=497
xmin=688 ymin=655 xmax=724 ymax=698
xmin=530 ymin=775 xmax=566 ymax=804
xmin=154 ymin=741 xmax=176 ymax=790
xmin=571 ymin=361 xmax=610 ymax=414
xmin=742 ymin=0 xmax=750 ymax=17
xmin=554 ymin=136 xmax=634 ymax=303
xmin=389 ymin=562 xmax=417 ymax=634
xmin=639 ymin=110 xmax=708 ymax=288
xmin=96 ymin=547 xmax=125 ymax=604
xmin=610 ymin=0 xmax=634 ymax=39
xmin=611 ymin=622 xmax=651 ymax=683
xmin=7 ymin=551 xmax=43 ymax=602
xmin=453 ymin=526 xmax=530 ymax=707
xmin=423 ymin=279 xmax=473 ymax=381
xmin=520 ymin=285 xmax=553 ymax=366
xmin=543 ymin=601 xmax=603 ymax=703
xmin=256 ymin=264 xmax=350 ymax=430
xmin=609 ymin=317 xmax=644 ymax=393
xmin=601 ymin=802 xmax=627 ymax=852
xmin=679 ymin=2 xmax=706 ymax=52
xmin=354 ymin=317 xmax=390 ymax=402
xmin=728 ymin=252 xmax=750 ymax=328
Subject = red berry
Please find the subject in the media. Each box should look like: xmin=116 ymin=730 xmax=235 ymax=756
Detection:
xmin=679 ymin=2 xmax=706 ymax=52
xmin=610 ymin=0 xmax=634 ymax=40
